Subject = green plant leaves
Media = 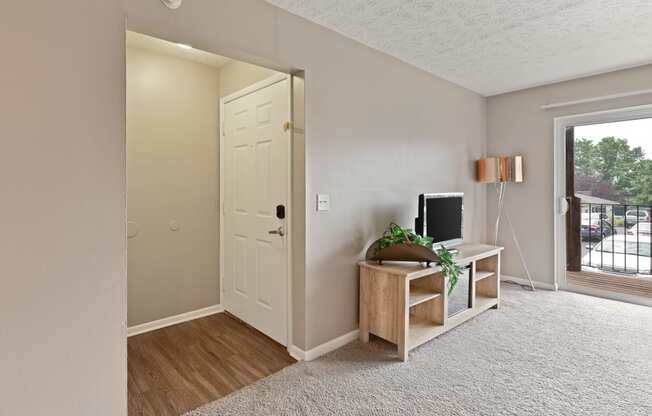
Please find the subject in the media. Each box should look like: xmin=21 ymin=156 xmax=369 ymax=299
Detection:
xmin=436 ymin=247 xmax=462 ymax=296
xmin=375 ymin=222 xmax=433 ymax=254
xmin=374 ymin=222 xmax=460 ymax=295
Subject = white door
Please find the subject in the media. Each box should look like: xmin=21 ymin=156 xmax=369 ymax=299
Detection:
xmin=222 ymin=75 xmax=290 ymax=346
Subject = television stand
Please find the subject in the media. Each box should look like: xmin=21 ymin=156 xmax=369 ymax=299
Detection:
xmin=445 ymin=247 xmax=460 ymax=256
xmin=358 ymin=243 xmax=502 ymax=361
xmin=433 ymin=243 xmax=460 ymax=256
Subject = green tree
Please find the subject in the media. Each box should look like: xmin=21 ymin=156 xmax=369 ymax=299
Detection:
xmin=593 ymin=137 xmax=644 ymax=195
xmin=575 ymin=138 xmax=598 ymax=176
xmin=629 ymin=160 xmax=652 ymax=206
xmin=574 ymin=136 xmax=652 ymax=206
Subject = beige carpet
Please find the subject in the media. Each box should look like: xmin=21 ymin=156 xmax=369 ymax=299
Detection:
xmin=186 ymin=284 xmax=652 ymax=416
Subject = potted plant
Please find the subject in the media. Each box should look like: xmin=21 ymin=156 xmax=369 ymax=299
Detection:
xmin=434 ymin=245 xmax=461 ymax=295
xmin=366 ymin=222 xmax=461 ymax=295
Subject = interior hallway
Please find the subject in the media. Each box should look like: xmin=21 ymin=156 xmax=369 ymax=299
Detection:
xmin=128 ymin=313 xmax=295 ymax=416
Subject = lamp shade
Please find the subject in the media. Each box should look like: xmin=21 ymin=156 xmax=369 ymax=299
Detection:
xmin=476 ymin=156 xmax=523 ymax=183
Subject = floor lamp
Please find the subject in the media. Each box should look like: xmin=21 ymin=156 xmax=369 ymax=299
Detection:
xmin=476 ymin=156 xmax=536 ymax=291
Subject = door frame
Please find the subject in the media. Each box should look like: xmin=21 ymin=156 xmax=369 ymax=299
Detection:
xmin=219 ymin=72 xmax=294 ymax=347
xmin=553 ymin=103 xmax=652 ymax=302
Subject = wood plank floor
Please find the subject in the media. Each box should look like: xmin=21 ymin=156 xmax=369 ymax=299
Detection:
xmin=128 ymin=313 xmax=296 ymax=416
xmin=567 ymin=270 xmax=652 ymax=297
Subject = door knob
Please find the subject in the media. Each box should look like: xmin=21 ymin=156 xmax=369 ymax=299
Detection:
xmin=268 ymin=226 xmax=285 ymax=237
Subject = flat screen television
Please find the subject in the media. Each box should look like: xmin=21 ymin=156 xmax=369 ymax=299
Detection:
xmin=415 ymin=192 xmax=464 ymax=249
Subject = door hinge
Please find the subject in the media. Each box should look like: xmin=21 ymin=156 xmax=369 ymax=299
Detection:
xmin=283 ymin=121 xmax=293 ymax=132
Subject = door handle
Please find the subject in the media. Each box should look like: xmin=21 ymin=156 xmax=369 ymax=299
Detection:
xmin=560 ymin=197 xmax=570 ymax=215
xmin=268 ymin=226 xmax=285 ymax=237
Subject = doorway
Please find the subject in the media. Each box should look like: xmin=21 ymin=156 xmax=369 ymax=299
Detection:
xmin=220 ymin=74 xmax=292 ymax=346
xmin=125 ymin=31 xmax=301 ymax=415
xmin=554 ymin=105 xmax=652 ymax=305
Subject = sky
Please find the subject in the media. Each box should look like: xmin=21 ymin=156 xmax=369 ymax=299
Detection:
xmin=575 ymin=118 xmax=652 ymax=160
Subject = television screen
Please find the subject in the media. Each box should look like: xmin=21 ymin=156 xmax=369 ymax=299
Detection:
xmin=416 ymin=193 xmax=463 ymax=247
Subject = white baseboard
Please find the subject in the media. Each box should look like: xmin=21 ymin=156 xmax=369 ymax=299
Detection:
xmin=287 ymin=345 xmax=305 ymax=361
xmin=288 ymin=329 xmax=359 ymax=362
xmin=127 ymin=304 xmax=224 ymax=337
xmin=501 ymin=274 xmax=558 ymax=291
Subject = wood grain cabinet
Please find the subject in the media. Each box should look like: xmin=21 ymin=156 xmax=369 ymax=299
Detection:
xmin=359 ymin=244 xmax=503 ymax=361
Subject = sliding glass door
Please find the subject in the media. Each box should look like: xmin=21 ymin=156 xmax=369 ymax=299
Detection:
xmin=564 ymin=118 xmax=652 ymax=299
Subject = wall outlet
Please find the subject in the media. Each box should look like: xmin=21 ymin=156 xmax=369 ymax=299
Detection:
xmin=317 ymin=194 xmax=330 ymax=211
xmin=169 ymin=220 xmax=180 ymax=231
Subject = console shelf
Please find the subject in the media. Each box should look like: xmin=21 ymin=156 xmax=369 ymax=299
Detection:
xmin=359 ymin=243 xmax=502 ymax=361
xmin=409 ymin=288 xmax=441 ymax=307
xmin=408 ymin=315 xmax=444 ymax=348
xmin=475 ymin=270 xmax=495 ymax=281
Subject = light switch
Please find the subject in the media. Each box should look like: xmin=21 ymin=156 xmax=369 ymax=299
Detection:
xmin=317 ymin=194 xmax=330 ymax=211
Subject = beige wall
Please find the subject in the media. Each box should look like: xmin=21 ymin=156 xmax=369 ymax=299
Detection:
xmin=488 ymin=64 xmax=652 ymax=286
xmin=220 ymin=59 xmax=278 ymax=98
xmin=0 ymin=1 xmax=126 ymax=415
xmin=127 ymin=46 xmax=221 ymax=326
xmin=126 ymin=0 xmax=488 ymax=350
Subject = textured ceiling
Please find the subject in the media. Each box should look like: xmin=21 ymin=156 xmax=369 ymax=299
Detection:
xmin=265 ymin=0 xmax=652 ymax=96
xmin=126 ymin=31 xmax=231 ymax=69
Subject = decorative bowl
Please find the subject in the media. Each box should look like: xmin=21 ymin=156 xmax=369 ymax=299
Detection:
xmin=365 ymin=239 xmax=440 ymax=266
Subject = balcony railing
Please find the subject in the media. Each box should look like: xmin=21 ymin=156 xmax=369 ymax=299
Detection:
xmin=580 ymin=203 xmax=651 ymax=276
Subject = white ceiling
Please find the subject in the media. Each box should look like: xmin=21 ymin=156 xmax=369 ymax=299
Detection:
xmin=126 ymin=31 xmax=231 ymax=69
xmin=265 ymin=0 xmax=652 ymax=96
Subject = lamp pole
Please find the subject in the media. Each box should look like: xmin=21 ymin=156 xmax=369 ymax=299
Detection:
xmin=494 ymin=182 xmax=536 ymax=291
xmin=477 ymin=156 xmax=535 ymax=291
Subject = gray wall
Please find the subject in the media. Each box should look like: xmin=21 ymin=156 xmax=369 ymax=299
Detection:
xmin=487 ymin=64 xmax=652 ymax=286
xmin=291 ymin=73 xmax=307 ymax=350
xmin=125 ymin=0 xmax=488 ymax=350
xmin=127 ymin=46 xmax=221 ymax=326
xmin=0 ymin=1 xmax=126 ymax=415
xmin=3 ymin=1 xmax=649 ymax=413
xmin=1 ymin=3 xmax=489 ymax=412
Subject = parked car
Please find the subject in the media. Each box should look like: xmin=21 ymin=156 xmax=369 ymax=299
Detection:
xmin=582 ymin=235 xmax=651 ymax=275
xmin=627 ymin=222 xmax=651 ymax=237
xmin=580 ymin=215 xmax=614 ymax=241
xmin=625 ymin=209 xmax=651 ymax=225
xmin=582 ymin=212 xmax=608 ymax=222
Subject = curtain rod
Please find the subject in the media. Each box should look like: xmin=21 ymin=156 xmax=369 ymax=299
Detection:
xmin=540 ymin=88 xmax=652 ymax=110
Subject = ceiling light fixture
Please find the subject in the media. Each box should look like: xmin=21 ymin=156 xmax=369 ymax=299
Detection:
xmin=160 ymin=0 xmax=182 ymax=10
